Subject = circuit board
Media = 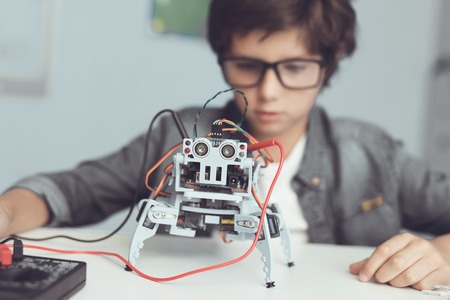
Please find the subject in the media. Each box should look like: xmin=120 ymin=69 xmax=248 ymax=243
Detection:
xmin=0 ymin=255 xmax=86 ymax=300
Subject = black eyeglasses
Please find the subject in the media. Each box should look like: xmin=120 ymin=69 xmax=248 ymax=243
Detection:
xmin=219 ymin=57 xmax=324 ymax=90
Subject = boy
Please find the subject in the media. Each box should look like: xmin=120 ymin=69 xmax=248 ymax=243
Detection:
xmin=1 ymin=0 xmax=450 ymax=290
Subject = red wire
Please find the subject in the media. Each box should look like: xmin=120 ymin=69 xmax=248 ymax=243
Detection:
xmin=6 ymin=140 xmax=284 ymax=283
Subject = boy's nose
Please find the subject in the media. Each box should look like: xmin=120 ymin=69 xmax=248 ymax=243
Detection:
xmin=258 ymin=68 xmax=283 ymax=102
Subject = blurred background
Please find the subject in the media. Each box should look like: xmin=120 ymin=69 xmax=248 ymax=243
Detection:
xmin=1 ymin=0 xmax=449 ymax=228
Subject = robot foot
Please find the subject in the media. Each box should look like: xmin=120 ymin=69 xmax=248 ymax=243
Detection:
xmin=124 ymin=265 xmax=133 ymax=272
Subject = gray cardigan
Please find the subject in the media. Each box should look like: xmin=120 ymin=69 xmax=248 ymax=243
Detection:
xmin=13 ymin=102 xmax=450 ymax=246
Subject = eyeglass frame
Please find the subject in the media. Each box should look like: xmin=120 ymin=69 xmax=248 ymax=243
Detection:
xmin=218 ymin=56 xmax=326 ymax=90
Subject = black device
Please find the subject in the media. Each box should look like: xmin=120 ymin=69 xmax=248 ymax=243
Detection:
xmin=0 ymin=254 xmax=86 ymax=300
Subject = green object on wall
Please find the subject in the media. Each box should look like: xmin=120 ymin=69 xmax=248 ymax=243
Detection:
xmin=151 ymin=0 xmax=210 ymax=37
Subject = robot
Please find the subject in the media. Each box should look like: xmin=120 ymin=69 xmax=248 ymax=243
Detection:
xmin=128 ymin=128 xmax=294 ymax=287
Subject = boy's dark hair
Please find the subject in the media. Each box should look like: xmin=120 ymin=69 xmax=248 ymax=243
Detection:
xmin=207 ymin=0 xmax=357 ymax=87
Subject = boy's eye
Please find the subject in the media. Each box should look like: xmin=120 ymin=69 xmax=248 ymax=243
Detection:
xmin=234 ymin=61 xmax=261 ymax=72
xmin=280 ymin=62 xmax=308 ymax=73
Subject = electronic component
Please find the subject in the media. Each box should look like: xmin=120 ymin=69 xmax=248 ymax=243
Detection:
xmin=128 ymin=132 xmax=294 ymax=287
xmin=0 ymin=254 xmax=86 ymax=300
xmin=422 ymin=285 xmax=450 ymax=298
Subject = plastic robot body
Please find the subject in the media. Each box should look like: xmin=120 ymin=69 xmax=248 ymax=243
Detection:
xmin=128 ymin=136 xmax=293 ymax=287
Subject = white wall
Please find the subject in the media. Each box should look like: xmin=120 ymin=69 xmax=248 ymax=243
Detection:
xmin=1 ymin=0 xmax=225 ymax=194
xmin=319 ymin=0 xmax=440 ymax=155
xmin=0 ymin=0 xmax=442 ymax=198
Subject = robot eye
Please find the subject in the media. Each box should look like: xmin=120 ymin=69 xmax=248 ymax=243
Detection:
xmin=221 ymin=144 xmax=236 ymax=159
xmin=194 ymin=142 xmax=209 ymax=157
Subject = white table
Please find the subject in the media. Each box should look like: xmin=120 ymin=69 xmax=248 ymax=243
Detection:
xmin=14 ymin=228 xmax=434 ymax=300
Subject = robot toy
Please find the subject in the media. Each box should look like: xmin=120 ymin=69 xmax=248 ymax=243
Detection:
xmin=128 ymin=128 xmax=294 ymax=287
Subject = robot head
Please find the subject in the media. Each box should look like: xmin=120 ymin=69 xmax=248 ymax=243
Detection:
xmin=179 ymin=137 xmax=250 ymax=191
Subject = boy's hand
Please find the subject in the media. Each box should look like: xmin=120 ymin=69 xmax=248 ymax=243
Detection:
xmin=349 ymin=232 xmax=450 ymax=290
xmin=0 ymin=189 xmax=50 ymax=238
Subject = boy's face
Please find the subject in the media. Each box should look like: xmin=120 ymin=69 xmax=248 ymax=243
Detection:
xmin=227 ymin=28 xmax=323 ymax=142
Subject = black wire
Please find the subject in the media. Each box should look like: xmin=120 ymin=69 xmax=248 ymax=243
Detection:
xmin=0 ymin=237 xmax=20 ymax=244
xmin=13 ymin=109 xmax=186 ymax=243
xmin=193 ymin=88 xmax=248 ymax=137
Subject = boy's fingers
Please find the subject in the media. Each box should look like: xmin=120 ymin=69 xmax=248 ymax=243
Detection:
xmin=359 ymin=234 xmax=412 ymax=282
xmin=374 ymin=245 xmax=423 ymax=283
xmin=349 ymin=258 xmax=368 ymax=275
xmin=388 ymin=257 xmax=435 ymax=288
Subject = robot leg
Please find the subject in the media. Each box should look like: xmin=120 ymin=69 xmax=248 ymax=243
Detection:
xmin=256 ymin=217 xmax=275 ymax=288
xmin=269 ymin=203 xmax=294 ymax=267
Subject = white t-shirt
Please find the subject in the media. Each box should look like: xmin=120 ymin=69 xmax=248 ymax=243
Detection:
xmin=256 ymin=136 xmax=309 ymax=242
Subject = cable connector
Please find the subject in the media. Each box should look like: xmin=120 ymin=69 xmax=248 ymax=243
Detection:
xmin=1 ymin=237 xmax=23 ymax=261
xmin=211 ymin=124 xmax=222 ymax=138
